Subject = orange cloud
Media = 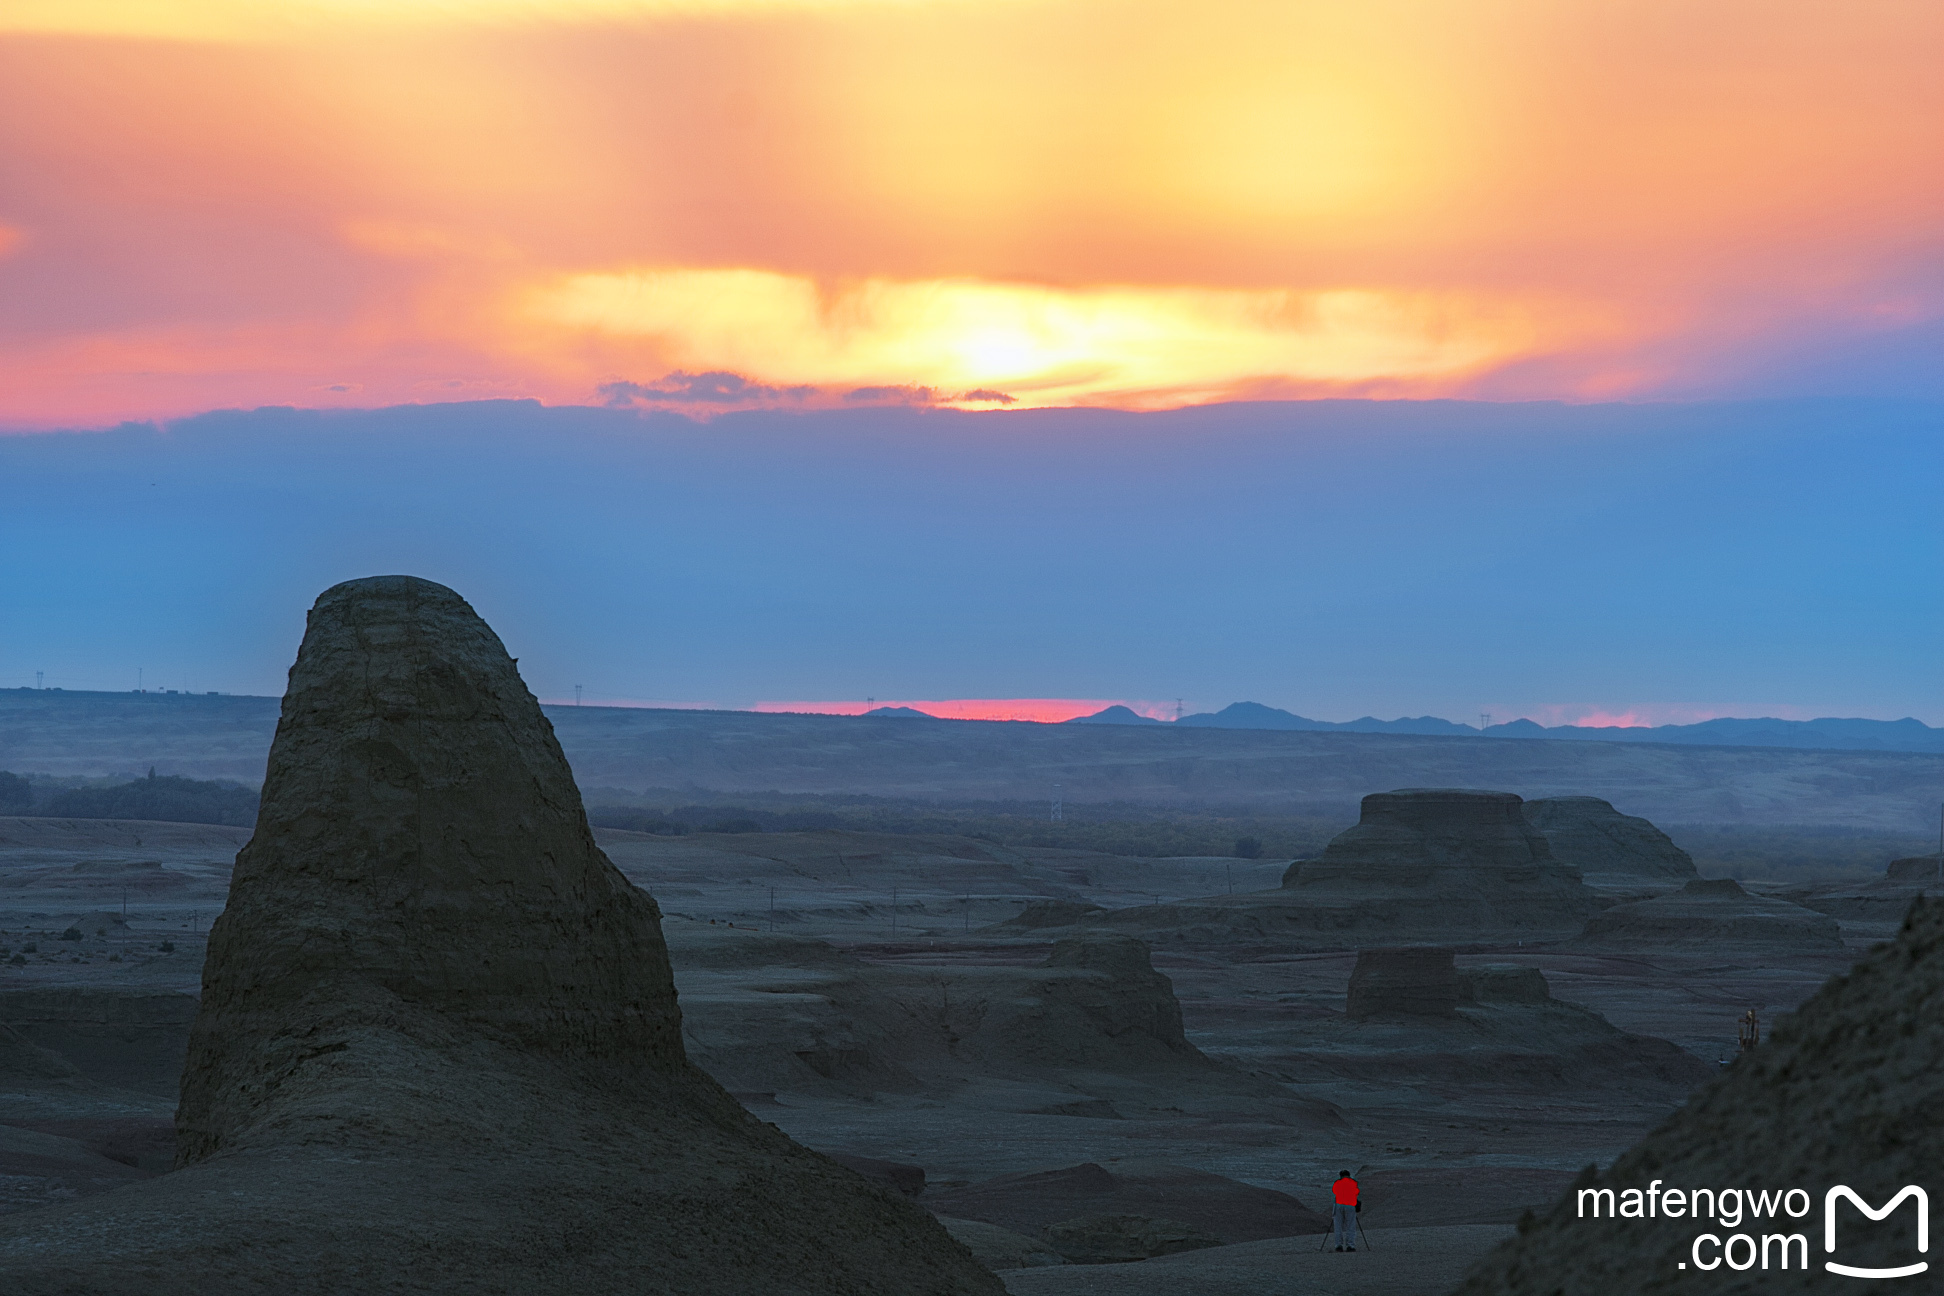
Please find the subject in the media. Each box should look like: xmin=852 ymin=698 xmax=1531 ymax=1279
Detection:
xmin=0 ymin=0 xmax=1937 ymax=425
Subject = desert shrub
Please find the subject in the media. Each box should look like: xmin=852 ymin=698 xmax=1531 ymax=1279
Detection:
xmin=7 ymin=954 xmax=23 ymax=966
xmin=59 ymin=926 xmax=82 ymax=941
xmin=42 ymin=770 xmax=258 ymax=827
xmin=159 ymin=941 xmax=175 ymax=953
xmin=21 ymin=942 xmax=35 ymax=953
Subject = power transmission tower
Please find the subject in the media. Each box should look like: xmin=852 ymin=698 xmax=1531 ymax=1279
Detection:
xmin=1479 ymin=712 xmax=1491 ymax=731
xmin=1050 ymin=784 xmax=1063 ymax=822
xmin=35 ymin=671 xmax=42 ymax=690
xmin=574 ymin=685 xmax=583 ymax=707
xmin=1175 ymin=698 xmax=1183 ymax=722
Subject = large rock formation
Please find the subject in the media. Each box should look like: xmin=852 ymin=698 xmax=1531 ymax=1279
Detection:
xmin=0 ymin=576 xmax=998 ymax=1295
xmin=1267 ymin=949 xmax=1709 ymax=1094
xmin=1081 ymin=789 xmax=1600 ymax=947
xmin=1521 ymin=796 xmax=1698 ymax=883
xmin=1276 ymin=789 xmax=1601 ymax=938
xmin=1345 ymin=947 xmax=1463 ymax=1018
xmin=1577 ymin=877 xmax=1845 ymax=953
xmin=1886 ymin=852 xmax=1943 ymax=883
xmin=1457 ymin=896 xmax=1944 ymax=1294
xmin=668 ymin=925 xmax=1259 ymax=1103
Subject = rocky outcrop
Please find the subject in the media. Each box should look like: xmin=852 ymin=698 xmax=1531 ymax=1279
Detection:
xmin=0 ymin=576 xmax=999 ymax=1296
xmin=1349 ymin=951 xmax=1552 ymax=1018
xmin=1270 ymin=789 xmax=1600 ymax=939
xmin=1520 ymin=796 xmax=1697 ymax=882
xmin=1289 ymin=789 xmax=1567 ymax=887
xmin=1346 ymin=947 xmax=1462 ymax=1018
xmin=1458 ymin=896 xmax=1944 ymax=1294
xmin=1577 ymin=877 xmax=1845 ymax=952
xmin=1886 ymin=853 xmax=1943 ymax=883
xmin=670 ymin=926 xmax=1213 ymax=1095
xmin=1458 ymin=963 xmax=1551 ymax=1004
xmin=1264 ymin=954 xmax=1710 ymax=1094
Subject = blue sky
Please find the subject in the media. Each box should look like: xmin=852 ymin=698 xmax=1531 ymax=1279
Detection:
xmin=2 ymin=397 xmax=1939 ymax=725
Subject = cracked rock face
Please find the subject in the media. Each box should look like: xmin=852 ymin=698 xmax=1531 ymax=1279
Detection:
xmin=0 ymin=576 xmax=1000 ymax=1296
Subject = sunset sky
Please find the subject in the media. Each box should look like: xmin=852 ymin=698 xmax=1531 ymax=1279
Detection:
xmin=2 ymin=0 xmax=1939 ymax=425
xmin=1 ymin=3 xmax=1938 ymax=727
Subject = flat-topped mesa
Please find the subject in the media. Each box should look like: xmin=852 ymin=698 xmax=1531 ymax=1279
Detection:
xmin=1257 ymin=790 xmax=1601 ymax=942
xmin=1887 ymin=853 xmax=1944 ymax=882
xmin=180 ymin=576 xmax=684 ymax=1160
xmin=1520 ymin=796 xmax=1697 ymax=882
xmin=1288 ymin=789 xmax=1578 ymax=889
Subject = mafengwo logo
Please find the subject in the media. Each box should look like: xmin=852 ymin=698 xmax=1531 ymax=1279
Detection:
xmin=1577 ymin=1182 xmax=1929 ymax=1277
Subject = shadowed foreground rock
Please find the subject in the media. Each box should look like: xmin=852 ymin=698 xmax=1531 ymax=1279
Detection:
xmin=0 ymin=576 xmax=999 ymax=1296
xmin=1456 ymin=895 xmax=1944 ymax=1295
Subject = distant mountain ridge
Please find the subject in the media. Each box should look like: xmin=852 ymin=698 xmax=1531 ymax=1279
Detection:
xmin=1066 ymin=700 xmax=1944 ymax=753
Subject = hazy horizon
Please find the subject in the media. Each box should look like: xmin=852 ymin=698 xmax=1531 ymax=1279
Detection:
xmin=4 ymin=395 xmax=1939 ymax=726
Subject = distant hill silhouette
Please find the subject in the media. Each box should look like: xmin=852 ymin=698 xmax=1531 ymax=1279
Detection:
xmin=1063 ymin=705 xmax=1162 ymax=725
xmin=1151 ymin=701 xmax=1944 ymax=752
xmin=863 ymin=706 xmax=937 ymax=719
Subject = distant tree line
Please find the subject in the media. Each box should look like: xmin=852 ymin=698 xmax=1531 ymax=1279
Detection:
xmin=0 ymin=769 xmax=258 ymax=827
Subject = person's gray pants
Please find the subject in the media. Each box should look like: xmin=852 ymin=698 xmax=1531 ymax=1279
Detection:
xmin=1332 ymin=1204 xmax=1357 ymax=1247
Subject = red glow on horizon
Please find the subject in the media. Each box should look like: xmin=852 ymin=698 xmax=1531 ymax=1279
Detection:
xmin=1505 ymin=702 xmax=1824 ymax=729
xmin=754 ymin=698 xmax=1167 ymax=723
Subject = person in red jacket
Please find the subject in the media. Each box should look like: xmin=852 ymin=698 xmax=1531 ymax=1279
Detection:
xmin=1331 ymin=1171 xmax=1360 ymax=1251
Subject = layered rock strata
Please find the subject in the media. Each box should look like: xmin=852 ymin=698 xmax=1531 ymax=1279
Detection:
xmin=0 ymin=576 xmax=998 ymax=1295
